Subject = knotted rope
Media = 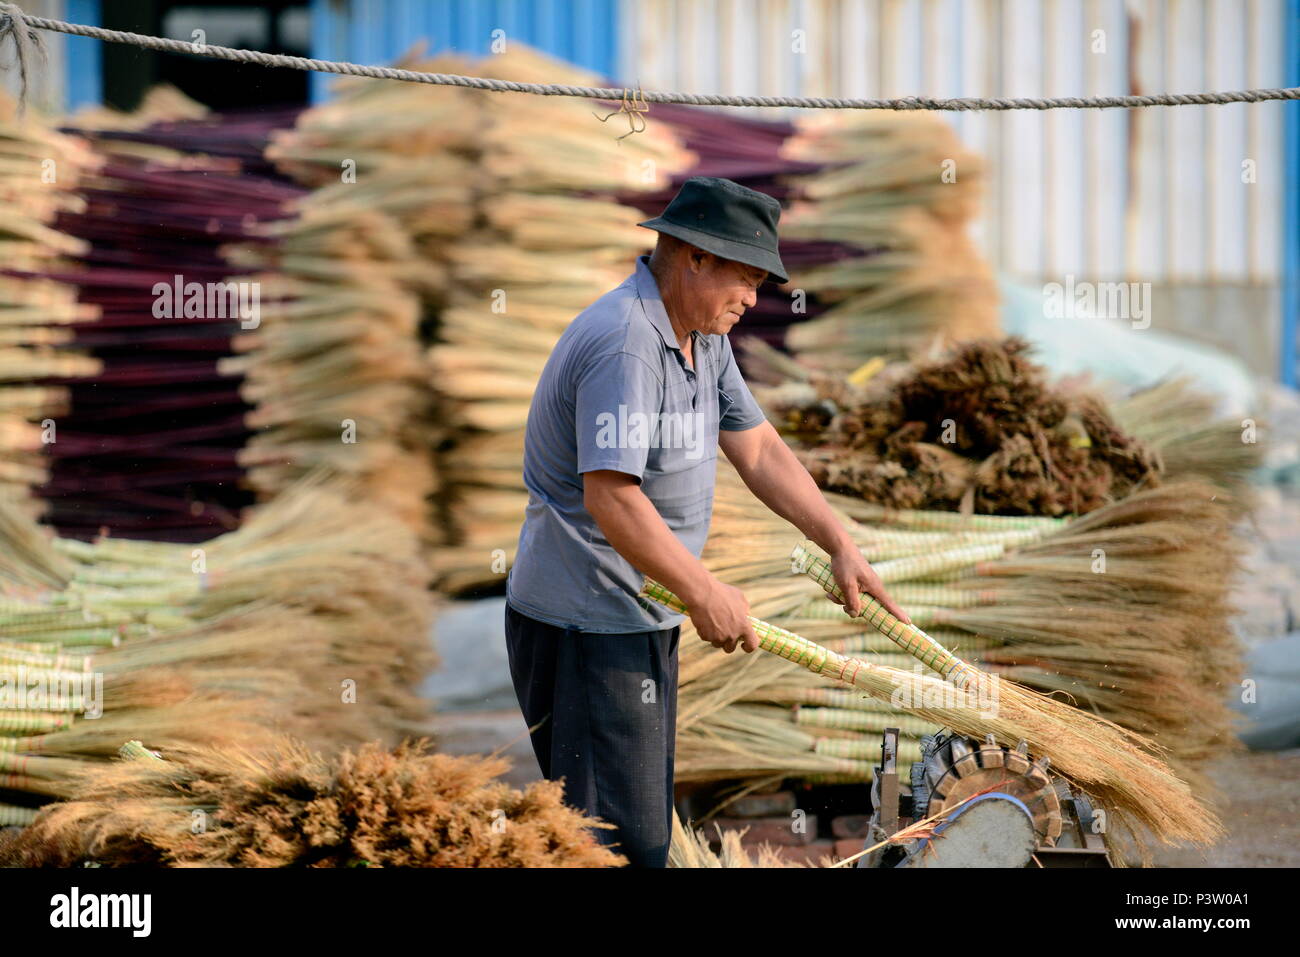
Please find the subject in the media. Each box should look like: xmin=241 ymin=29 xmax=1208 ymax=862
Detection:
xmin=0 ymin=1 xmax=45 ymax=114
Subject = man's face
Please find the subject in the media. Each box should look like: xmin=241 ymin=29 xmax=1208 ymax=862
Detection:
xmin=682 ymin=251 xmax=766 ymax=336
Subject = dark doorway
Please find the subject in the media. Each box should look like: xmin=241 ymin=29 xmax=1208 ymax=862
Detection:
xmin=100 ymin=0 xmax=311 ymax=111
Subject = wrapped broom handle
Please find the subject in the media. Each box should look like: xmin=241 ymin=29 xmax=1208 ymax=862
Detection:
xmin=640 ymin=579 xmax=866 ymax=683
xmin=790 ymin=542 xmax=980 ymax=690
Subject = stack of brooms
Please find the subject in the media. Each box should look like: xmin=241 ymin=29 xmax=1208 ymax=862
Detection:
xmin=234 ymin=46 xmax=691 ymax=589
xmin=672 ymin=337 xmax=1250 ymax=852
xmin=776 ymin=112 xmax=1001 ymax=370
xmin=426 ymin=47 xmax=693 ymax=591
xmin=0 ymin=472 xmax=437 ymax=826
xmin=0 ymin=90 xmax=305 ymax=541
xmin=220 ymin=178 xmax=447 ymax=536
xmin=224 ymin=48 xmax=490 ymax=540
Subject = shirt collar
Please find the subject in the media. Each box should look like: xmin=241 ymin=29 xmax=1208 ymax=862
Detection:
xmin=633 ymin=255 xmax=712 ymax=355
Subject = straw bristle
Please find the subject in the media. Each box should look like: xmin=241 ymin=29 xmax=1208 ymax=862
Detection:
xmin=668 ymin=808 xmax=811 ymax=868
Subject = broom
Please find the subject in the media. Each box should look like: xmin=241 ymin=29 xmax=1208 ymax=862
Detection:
xmin=643 ymin=577 xmax=1220 ymax=847
xmin=703 ymin=448 xmax=1242 ymax=759
xmin=782 ymin=546 xmax=1221 ymax=842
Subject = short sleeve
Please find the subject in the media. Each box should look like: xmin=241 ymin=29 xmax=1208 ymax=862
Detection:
xmin=575 ymin=350 xmax=665 ymax=480
xmin=717 ymin=338 xmax=767 ymax=431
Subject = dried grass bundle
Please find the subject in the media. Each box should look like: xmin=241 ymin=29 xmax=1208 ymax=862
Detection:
xmin=1 ymin=738 xmax=624 ymax=868
xmin=769 ymin=337 xmax=1161 ymax=516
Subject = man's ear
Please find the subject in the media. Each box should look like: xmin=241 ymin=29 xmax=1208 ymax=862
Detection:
xmin=686 ymin=246 xmax=711 ymax=274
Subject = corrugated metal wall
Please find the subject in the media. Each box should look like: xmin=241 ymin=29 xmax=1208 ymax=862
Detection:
xmin=623 ymin=0 xmax=1289 ymax=287
xmin=623 ymin=0 xmax=1294 ymax=377
xmin=28 ymin=0 xmax=1294 ymax=375
xmin=35 ymin=2 xmax=1287 ymax=290
xmin=308 ymin=0 xmax=621 ymax=101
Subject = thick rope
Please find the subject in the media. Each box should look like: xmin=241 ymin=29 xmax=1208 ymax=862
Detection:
xmin=2 ymin=2 xmax=1299 ymax=114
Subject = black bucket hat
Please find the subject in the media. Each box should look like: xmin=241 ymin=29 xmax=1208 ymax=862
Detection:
xmin=638 ymin=176 xmax=789 ymax=285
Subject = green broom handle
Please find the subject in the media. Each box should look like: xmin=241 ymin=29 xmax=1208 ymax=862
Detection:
xmin=640 ymin=580 xmax=869 ymax=684
xmin=790 ymin=543 xmax=980 ymax=689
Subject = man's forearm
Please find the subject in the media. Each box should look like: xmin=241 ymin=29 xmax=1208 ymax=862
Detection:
xmin=584 ymin=477 xmax=716 ymax=608
xmin=732 ymin=428 xmax=854 ymax=556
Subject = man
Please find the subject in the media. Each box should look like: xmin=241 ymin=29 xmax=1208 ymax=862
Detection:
xmin=505 ymin=176 xmax=910 ymax=868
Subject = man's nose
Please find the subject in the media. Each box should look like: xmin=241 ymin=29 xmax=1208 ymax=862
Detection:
xmin=741 ymin=286 xmax=758 ymax=308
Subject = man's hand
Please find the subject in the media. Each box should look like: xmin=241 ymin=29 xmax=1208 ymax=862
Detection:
xmin=688 ymin=577 xmax=760 ymax=654
xmin=824 ymin=544 xmax=912 ymax=625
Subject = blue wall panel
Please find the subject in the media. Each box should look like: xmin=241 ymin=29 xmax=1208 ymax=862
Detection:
xmin=64 ymin=0 xmax=103 ymax=111
xmin=308 ymin=0 xmax=620 ymax=103
xmin=1283 ymin=0 xmax=1299 ymax=385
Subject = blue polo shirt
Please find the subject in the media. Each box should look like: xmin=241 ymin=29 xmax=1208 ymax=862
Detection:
xmin=506 ymin=255 xmax=767 ymax=633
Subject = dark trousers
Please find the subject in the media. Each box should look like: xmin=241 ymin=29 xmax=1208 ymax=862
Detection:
xmin=504 ymin=601 xmax=680 ymax=868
